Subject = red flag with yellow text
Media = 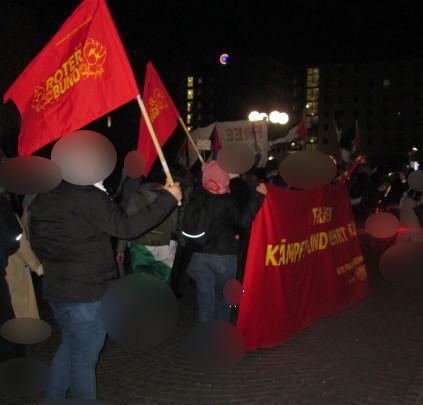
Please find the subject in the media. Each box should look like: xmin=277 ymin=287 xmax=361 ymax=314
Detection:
xmin=237 ymin=183 xmax=369 ymax=350
xmin=138 ymin=62 xmax=180 ymax=177
xmin=3 ymin=0 xmax=139 ymax=156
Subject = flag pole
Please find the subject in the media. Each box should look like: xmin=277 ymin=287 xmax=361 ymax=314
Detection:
xmin=302 ymin=107 xmax=308 ymax=150
xmin=177 ymin=116 xmax=204 ymax=164
xmin=136 ymin=95 xmax=181 ymax=205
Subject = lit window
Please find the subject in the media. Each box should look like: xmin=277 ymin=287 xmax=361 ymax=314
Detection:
xmin=186 ymin=114 xmax=193 ymax=124
xmin=198 ymin=77 xmax=203 ymax=84
xmin=187 ymin=89 xmax=194 ymax=100
xmin=306 ymin=67 xmax=319 ymax=89
xmin=187 ymin=102 xmax=192 ymax=112
xmin=383 ymin=79 xmax=390 ymax=89
xmin=187 ymin=76 xmax=194 ymax=88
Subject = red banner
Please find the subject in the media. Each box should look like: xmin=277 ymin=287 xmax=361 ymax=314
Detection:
xmin=3 ymin=0 xmax=139 ymax=156
xmin=237 ymin=183 xmax=369 ymax=351
xmin=138 ymin=62 xmax=179 ymax=177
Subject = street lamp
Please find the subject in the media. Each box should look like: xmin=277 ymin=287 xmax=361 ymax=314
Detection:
xmin=248 ymin=110 xmax=289 ymax=125
xmin=409 ymin=146 xmax=419 ymax=170
xmin=248 ymin=111 xmax=262 ymax=122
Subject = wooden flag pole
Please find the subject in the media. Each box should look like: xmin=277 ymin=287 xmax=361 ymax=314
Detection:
xmin=136 ymin=95 xmax=181 ymax=205
xmin=177 ymin=116 xmax=204 ymax=164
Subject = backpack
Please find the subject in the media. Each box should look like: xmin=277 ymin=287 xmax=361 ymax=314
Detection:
xmin=180 ymin=188 xmax=216 ymax=251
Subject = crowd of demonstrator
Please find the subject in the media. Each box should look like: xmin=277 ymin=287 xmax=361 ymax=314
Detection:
xmin=0 ymin=153 xmax=421 ymax=400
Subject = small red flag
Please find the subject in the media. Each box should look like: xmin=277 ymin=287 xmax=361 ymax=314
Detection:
xmin=138 ymin=62 xmax=180 ymax=177
xmin=284 ymin=109 xmax=306 ymax=142
xmin=3 ymin=0 xmax=139 ymax=156
xmin=211 ymin=128 xmax=222 ymax=154
xmin=338 ymin=154 xmax=366 ymax=183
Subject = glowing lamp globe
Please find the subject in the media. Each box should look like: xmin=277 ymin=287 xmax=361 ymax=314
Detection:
xmin=269 ymin=111 xmax=281 ymax=124
xmin=279 ymin=112 xmax=289 ymax=124
xmin=248 ymin=111 xmax=261 ymax=122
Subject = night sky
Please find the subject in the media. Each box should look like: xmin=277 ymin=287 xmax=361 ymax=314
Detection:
xmin=6 ymin=0 xmax=423 ymax=76
xmin=2 ymin=0 xmax=423 ymax=166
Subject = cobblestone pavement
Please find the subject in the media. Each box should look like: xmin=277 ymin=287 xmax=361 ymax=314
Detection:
xmin=2 ymin=259 xmax=423 ymax=404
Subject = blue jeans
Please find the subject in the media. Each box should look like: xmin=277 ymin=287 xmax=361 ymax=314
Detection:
xmin=188 ymin=253 xmax=237 ymax=322
xmin=45 ymin=300 xmax=106 ymax=400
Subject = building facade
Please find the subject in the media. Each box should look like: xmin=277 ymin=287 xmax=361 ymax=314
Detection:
xmin=179 ymin=54 xmax=423 ymax=166
xmin=316 ymin=58 xmax=423 ymax=159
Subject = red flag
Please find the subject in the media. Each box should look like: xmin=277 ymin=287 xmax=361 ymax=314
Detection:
xmin=3 ymin=0 xmax=139 ymax=156
xmin=237 ymin=184 xmax=368 ymax=350
xmin=211 ymin=128 xmax=222 ymax=154
xmin=338 ymin=154 xmax=366 ymax=183
xmin=284 ymin=109 xmax=306 ymax=142
xmin=138 ymin=62 xmax=180 ymax=177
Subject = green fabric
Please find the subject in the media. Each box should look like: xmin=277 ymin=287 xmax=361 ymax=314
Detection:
xmin=129 ymin=243 xmax=171 ymax=283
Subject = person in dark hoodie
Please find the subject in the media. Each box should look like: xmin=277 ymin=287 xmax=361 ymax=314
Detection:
xmin=183 ymin=161 xmax=266 ymax=323
xmin=30 ymin=179 xmax=182 ymax=400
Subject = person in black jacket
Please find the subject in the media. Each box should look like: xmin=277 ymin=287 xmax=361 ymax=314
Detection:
xmin=29 ymin=179 xmax=181 ymax=400
xmin=185 ymin=161 xmax=266 ymax=323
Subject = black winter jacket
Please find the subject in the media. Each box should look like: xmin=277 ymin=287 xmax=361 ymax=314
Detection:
xmin=191 ymin=188 xmax=265 ymax=255
xmin=30 ymin=181 xmax=177 ymax=302
xmin=0 ymin=195 xmax=22 ymax=272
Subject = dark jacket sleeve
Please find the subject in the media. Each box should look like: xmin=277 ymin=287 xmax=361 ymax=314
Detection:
xmin=83 ymin=189 xmax=178 ymax=239
xmin=226 ymin=191 xmax=265 ymax=230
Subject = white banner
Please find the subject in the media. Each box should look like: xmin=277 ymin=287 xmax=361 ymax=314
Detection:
xmin=196 ymin=139 xmax=211 ymax=151
xmin=215 ymin=120 xmax=268 ymax=167
xmin=183 ymin=122 xmax=216 ymax=167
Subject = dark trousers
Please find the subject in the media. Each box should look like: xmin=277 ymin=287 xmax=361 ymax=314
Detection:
xmin=170 ymin=244 xmax=193 ymax=296
xmin=230 ymin=230 xmax=251 ymax=325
